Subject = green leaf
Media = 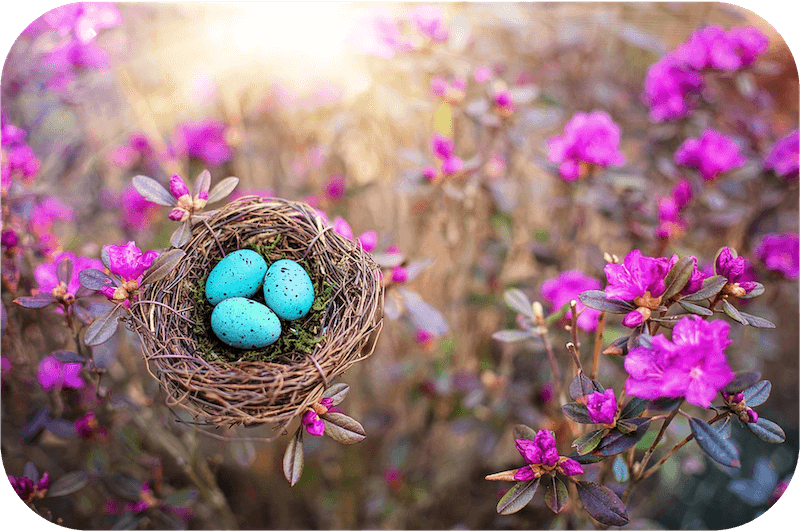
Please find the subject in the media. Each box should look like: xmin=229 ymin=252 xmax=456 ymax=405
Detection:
xmin=743 ymin=380 xmax=771 ymax=407
xmin=140 ymin=249 xmax=185 ymax=286
xmin=612 ymin=456 xmax=629 ymax=483
xmin=497 ymin=478 xmax=540 ymax=515
xmin=722 ymin=299 xmax=748 ymax=325
xmin=544 ymin=300 xmax=571 ymax=325
xmin=504 ymin=288 xmax=533 ymax=317
xmin=170 ymin=220 xmax=192 ymax=247
xmin=572 ymin=429 xmax=606 ymax=455
xmin=746 ymin=418 xmax=785 ymax=444
xmin=283 ymin=428 xmax=304 ymax=486
xmin=737 ymin=311 xmax=776 ymax=328
xmin=84 ymin=306 xmax=123 ymax=346
xmin=593 ymin=418 xmax=651 ymax=456
xmin=47 ymin=471 xmax=89 ymax=497
xmin=570 ymin=452 xmax=605 ymax=465
xmin=683 ymin=275 xmax=728 ymax=301
xmin=132 ymin=175 xmax=174 ymax=206
xmin=322 ymin=383 xmax=349 ymax=405
xmin=562 ymin=403 xmax=595 ymax=424
xmin=544 ymin=476 xmax=568 ymax=514
xmin=492 ymin=329 xmax=534 ymax=342
xmin=321 ymin=412 xmax=366 ymax=444
xmin=689 ymin=417 xmax=740 ymax=467
xmin=620 ymin=397 xmax=648 ymax=420
xmin=513 ymin=424 xmax=538 ymax=441
xmin=576 ymin=480 xmax=629 ymax=526
xmin=579 ymin=291 xmax=634 ymax=313
xmin=162 ymin=489 xmax=197 ymax=508
xmin=207 ymin=176 xmax=239 ymax=204
xmin=663 ymin=256 xmax=695 ymax=300
xmin=678 ymin=300 xmax=713 ymax=316
xmin=724 ymin=371 xmax=762 ymax=394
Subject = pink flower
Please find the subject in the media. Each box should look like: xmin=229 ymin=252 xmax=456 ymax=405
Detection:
xmin=604 ymin=249 xmax=672 ymax=301
xmin=383 ymin=468 xmax=403 ymax=487
xmin=624 ymin=316 xmax=734 ymax=408
xmin=586 ymin=389 xmax=617 ymax=424
xmin=358 ymin=231 xmax=378 ymax=252
xmin=121 ymin=185 xmax=161 ymax=231
xmin=494 ymin=89 xmax=514 ymax=112
xmin=764 ymin=130 xmax=799 ymax=182
xmin=34 ymin=252 xmax=104 ymax=296
xmin=44 ymin=3 xmax=122 ymax=43
xmin=348 ymin=7 xmax=413 ymax=59
xmin=431 ymin=77 xmax=448 ymax=96
xmin=674 ymin=25 xmax=768 ymax=71
xmin=513 ymin=430 xmax=584 ymax=480
xmin=441 ymin=156 xmax=463 ymax=175
xmin=415 ymin=329 xmax=433 ymax=344
xmin=541 ymin=270 xmax=602 ymax=331
xmin=432 ymin=134 xmax=454 ymax=160
xmin=332 ymin=217 xmax=354 ymax=240
xmin=474 ymin=65 xmax=491 ymax=83
xmin=37 ymin=355 xmax=84 ymax=391
xmin=2 ymin=143 xmax=40 ymax=185
xmin=302 ymin=410 xmax=325 ymax=436
xmin=715 ymin=247 xmax=758 ymax=293
xmin=324 ymin=174 xmax=346 ymax=201
xmin=46 ymin=36 xmax=109 ymax=71
xmin=390 ymin=266 xmax=408 ymax=284
xmin=172 ymin=119 xmax=232 ymax=165
xmin=9 ymin=472 xmax=50 ymax=501
xmin=410 ymin=5 xmax=449 ymax=42
xmin=102 ymin=241 xmax=158 ymax=283
xmin=74 ymin=411 xmax=108 ymax=441
xmin=422 ymin=166 xmax=437 ymax=181
xmin=169 ymin=173 xmax=190 ymax=200
xmin=548 ymin=111 xmax=626 ymax=181
xmin=756 ymin=234 xmax=799 ymax=279
xmin=674 ymin=129 xmax=746 ymax=181
xmin=644 ymin=54 xmax=705 ymax=122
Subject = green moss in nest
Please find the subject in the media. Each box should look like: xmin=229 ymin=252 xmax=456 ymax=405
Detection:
xmin=187 ymin=240 xmax=334 ymax=363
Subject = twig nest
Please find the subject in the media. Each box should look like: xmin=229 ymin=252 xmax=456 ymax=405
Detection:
xmin=129 ymin=197 xmax=384 ymax=430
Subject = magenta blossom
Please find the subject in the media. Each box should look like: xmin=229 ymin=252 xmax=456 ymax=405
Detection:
xmin=43 ymin=3 xmax=122 ymax=43
xmin=586 ymin=389 xmax=617 ymax=424
xmin=674 ymin=129 xmax=746 ymax=181
xmin=415 ymin=329 xmax=433 ymax=344
xmin=410 ymin=5 xmax=449 ymax=42
xmin=37 ymin=355 xmax=84 ymax=391
xmin=604 ymin=249 xmax=672 ymax=301
xmin=644 ymin=54 xmax=705 ymax=122
xmin=430 ymin=134 xmax=463 ymax=176
xmin=74 ymin=411 xmax=108 ymax=441
xmin=9 ymin=472 xmax=50 ymax=501
xmin=494 ymin=89 xmax=514 ymax=116
xmin=474 ymin=65 xmax=491 ymax=83
xmin=324 ymin=174 xmax=346 ymax=201
xmin=540 ymin=270 xmax=602 ymax=331
xmin=111 ymin=134 xmax=155 ymax=168
xmin=715 ymin=247 xmax=758 ymax=293
xmin=764 ymin=130 xmax=799 ymax=182
xmin=1 ymin=143 xmax=40 ymax=185
xmin=46 ymin=36 xmax=109 ymax=71
xmin=358 ymin=231 xmax=378 ymax=253
xmin=103 ymin=241 xmax=158 ymax=283
xmin=121 ymin=185 xmax=161 ymax=231
xmin=548 ymin=111 xmax=626 ymax=181
xmin=332 ymin=217 xmax=354 ymax=240
xmin=348 ymin=7 xmax=413 ymax=59
xmin=674 ymin=25 xmax=768 ymax=71
xmin=302 ymin=397 xmax=336 ymax=436
xmin=172 ymin=119 xmax=232 ymax=165
xmin=625 ymin=315 xmax=734 ymax=408
xmin=513 ymin=430 xmax=584 ymax=480
xmin=756 ymin=234 xmax=799 ymax=280
xmin=34 ymin=252 xmax=104 ymax=297
xmin=390 ymin=266 xmax=408 ymax=284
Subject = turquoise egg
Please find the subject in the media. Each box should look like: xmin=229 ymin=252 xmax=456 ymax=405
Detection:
xmin=210 ymin=297 xmax=281 ymax=349
xmin=205 ymin=250 xmax=268 ymax=305
xmin=263 ymin=259 xmax=315 ymax=321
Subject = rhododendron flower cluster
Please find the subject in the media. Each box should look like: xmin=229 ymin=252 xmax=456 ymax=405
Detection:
xmin=423 ymin=134 xmax=463 ymax=181
xmin=74 ymin=411 xmax=109 ymax=441
xmin=540 ymin=270 xmax=602 ymax=331
xmin=37 ymin=355 xmax=84 ymax=391
xmin=302 ymin=397 xmax=336 ymax=436
xmin=624 ymin=315 xmax=734 ymax=408
xmin=110 ymin=133 xmax=156 ymax=168
xmin=656 ymin=179 xmax=693 ymax=240
xmin=1 ymin=114 xmax=40 ymax=193
xmin=547 ymin=111 xmax=626 ymax=181
xmin=324 ymin=174 xmax=346 ymax=201
xmin=172 ymin=119 xmax=232 ymax=165
xmin=586 ymin=389 xmax=618 ymax=424
xmin=493 ymin=88 xmax=515 ymax=117
xmin=409 ymin=5 xmax=449 ymax=42
xmin=430 ymin=76 xmax=466 ymax=103
xmin=756 ymin=234 xmax=799 ymax=280
xmin=674 ymin=129 xmax=746 ymax=181
xmin=331 ymin=216 xmax=378 ymax=253
xmin=764 ymin=129 xmax=799 ymax=182
xmin=43 ymin=3 xmax=122 ymax=43
xmin=121 ymin=184 xmax=161 ymax=231
xmin=100 ymin=241 xmax=158 ymax=304
xmin=715 ymin=247 xmax=758 ymax=295
xmin=34 ymin=251 xmax=104 ymax=298
xmin=513 ymin=430 xmax=584 ymax=480
xmin=9 ymin=472 xmax=50 ymax=502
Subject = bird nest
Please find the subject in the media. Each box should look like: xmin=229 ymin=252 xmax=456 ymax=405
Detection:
xmin=129 ymin=197 xmax=384 ymax=431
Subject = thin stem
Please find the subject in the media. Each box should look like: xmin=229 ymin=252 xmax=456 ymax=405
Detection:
xmin=539 ymin=330 xmax=565 ymax=406
xmin=638 ymin=400 xmax=682 ymax=473
xmin=590 ymin=311 xmax=606 ymax=380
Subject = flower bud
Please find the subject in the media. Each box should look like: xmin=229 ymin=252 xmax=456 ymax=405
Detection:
xmin=169 ymin=208 xmax=189 ymax=222
xmin=169 ymin=173 xmax=190 ymax=201
xmin=391 ymin=266 xmax=408 ymax=284
xmin=192 ymin=196 xmax=207 ymax=211
xmin=558 ymin=457 xmax=584 ymax=477
xmin=746 ymin=408 xmax=758 ymax=423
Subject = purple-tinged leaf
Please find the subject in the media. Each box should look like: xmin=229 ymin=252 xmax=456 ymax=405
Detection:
xmin=572 ymin=429 xmax=607 ymax=455
xmin=14 ymin=294 xmax=58 ymax=308
xmin=108 ymin=473 xmax=144 ymax=500
xmin=47 ymin=471 xmax=89 ymax=497
xmin=579 ymin=291 xmax=634 ymax=313
xmin=513 ymin=424 xmax=537 ymax=441
xmin=207 ymin=176 xmax=239 ymax=204
xmin=132 ymin=175 xmax=175 ymax=206
xmin=1 ymin=301 xmax=7 ymax=337
xmin=397 ymin=288 xmax=448 ymax=336
xmin=721 ymin=300 xmax=748 ymax=325
xmin=162 ymin=489 xmax=197 ymax=509
xmin=678 ymin=300 xmax=713 ymax=316
xmin=84 ymin=306 xmax=123 ymax=347
xmin=663 ymin=256 xmax=695 ymax=300
xmin=492 ymin=330 xmax=534 ymax=342
xmin=602 ymin=335 xmax=629 ymax=356
xmin=724 ymin=371 xmax=761 ymax=394
xmin=405 ymin=258 xmax=434 ymax=281
xmin=372 ymin=252 xmax=405 ymax=269
xmin=24 ymin=462 xmax=39 ymax=483
xmin=504 ymin=289 xmax=533 ymax=317
xmin=746 ymin=417 xmax=785 ymax=444
xmin=683 ymin=275 xmax=728 ymax=301
xmin=570 ymin=452 xmax=605 ymax=465
xmin=193 ymin=169 xmax=211 ymax=197
xmin=80 ymin=268 xmax=115 ymax=291
xmin=321 ymin=412 xmax=366 ymax=444
xmin=56 ymin=258 xmax=74 ymax=286
xmin=544 ymin=475 xmax=568 ymax=514
xmin=111 ymin=512 xmax=141 ymax=530
xmin=593 ymin=418 xmax=651 ymax=456
xmin=170 ymin=221 xmax=192 ymax=248
xmin=562 ymin=402 xmax=595 ymax=424
xmin=738 ymin=311 xmax=775 ymax=328
xmin=46 ymin=418 xmax=77 ymax=438
xmin=321 ymin=383 xmax=349 ymax=406
xmin=22 ymin=408 xmax=50 ymax=443
xmin=72 ymin=304 xmax=94 ymax=325
xmin=620 ymin=397 xmax=648 ymax=420
xmin=101 ymin=247 xmax=111 ymax=269
xmin=738 ymin=282 xmax=765 ymax=299
xmin=283 ymin=428 xmax=304 ymax=487
xmin=648 ymin=397 xmax=681 ymax=411
xmin=576 ymin=480 xmax=629 ymax=526
xmin=742 ymin=380 xmax=771 ymax=407
xmin=689 ymin=416 xmax=740 ymax=467
xmin=51 ymin=350 xmax=86 ymax=363
xmin=140 ymin=249 xmax=185 ymax=286
xmin=497 ymin=478 xmax=540 ymax=515
xmin=569 ymin=371 xmax=603 ymax=400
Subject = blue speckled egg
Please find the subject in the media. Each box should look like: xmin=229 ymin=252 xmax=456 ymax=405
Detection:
xmin=210 ymin=297 xmax=281 ymax=349
xmin=205 ymin=250 xmax=268 ymax=305
xmin=263 ymin=259 xmax=315 ymax=321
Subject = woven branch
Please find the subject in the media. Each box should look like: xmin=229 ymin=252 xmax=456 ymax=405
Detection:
xmin=129 ymin=197 xmax=384 ymax=429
